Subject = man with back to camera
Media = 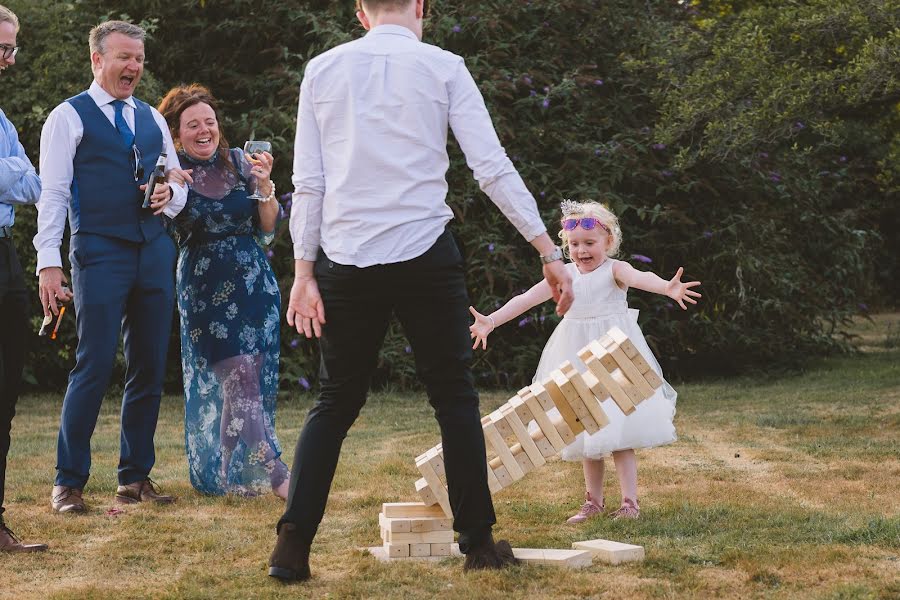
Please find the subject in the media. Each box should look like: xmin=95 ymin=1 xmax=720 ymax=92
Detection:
xmin=34 ymin=20 xmax=186 ymax=514
xmin=0 ymin=2 xmax=47 ymax=553
xmin=268 ymin=0 xmax=574 ymax=581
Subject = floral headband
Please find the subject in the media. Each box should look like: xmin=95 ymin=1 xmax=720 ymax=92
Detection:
xmin=559 ymin=199 xmax=612 ymax=234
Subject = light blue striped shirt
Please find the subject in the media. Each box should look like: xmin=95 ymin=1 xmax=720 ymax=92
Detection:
xmin=0 ymin=106 xmax=40 ymax=228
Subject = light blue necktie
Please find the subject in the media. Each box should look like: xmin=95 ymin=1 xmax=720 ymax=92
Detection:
xmin=112 ymin=99 xmax=135 ymax=147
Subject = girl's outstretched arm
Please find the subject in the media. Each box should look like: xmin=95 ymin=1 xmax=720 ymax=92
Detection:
xmin=469 ymin=279 xmax=555 ymax=349
xmin=613 ymin=262 xmax=702 ymax=310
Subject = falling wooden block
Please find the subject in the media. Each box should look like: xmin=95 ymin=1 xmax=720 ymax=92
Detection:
xmin=544 ymin=374 xmax=587 ymax=435
xmin=417 ymin=459 xmax=452 ymax=517
xmin=486 ymin=409 xmax=515 ymax=440
xmin=598 ymin=338 xmax=656 ymax=399
xmin=521 ymin=388 xmax=567 ymax=452
xmin=512 ymin=548 xmax=593 ymax=569
xmin=511 ymin=391 xmax=535 ymax=426
xmin=579 ymin=349 xmax=635 ymax=415
xmin=485 ymin=462 xmax=503 ymax=494
xmin=493 ymin=464 xmax=514 ymax=488
xmin=416 ymin=447 xmax=446 ymax=481
xmin=571 ymin=539 xmax=645 ymax=564
xmin=483 ymin=421 xmax=525 ymax=480
xmin=510 ymin=443 xmax=535 ymax=475
xmin=501 ymin=403 xmax=546 ymax=468
xmin=415 ymin=477 xmax=439 ymax=507
xmin=410 ymin=543 xmax=432 ymax=557
xmin=528 ymin=381 xmax=555 ymax=412
xmin=581 ymin=370 xmax=611 ymax=403
xmin=382 ymin=502 xmax=448 ymax=519
xmin=552 ymin=367 xmax=601 ymax=434
xmin=609 ymin=367 xmax=644 ymax=405
xmin=562 ymin=362 xmax=610 ymax=429
xmin=607 ymin=327 xmax=640 ymax=358
xmin=531 ymin=430 xmax=557 ymax=457
xmin=549 ymin=413 xmax=577 ymax=445
xmin=383 ymin=542 xmax=410 ymax=558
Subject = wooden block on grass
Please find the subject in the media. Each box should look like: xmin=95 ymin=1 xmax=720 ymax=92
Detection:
xmin=430 ymin=543 xmax=451 ymax=556
xmin=379 ymin=512 xmax=411 ymax=534
xmin=410 ymin=517 xmax=452 ymax=533
xmin=572 ymin=539 xmax=645 ymax=564
xmin=512 ymin=548 xmax=593 ymax=569
xmin=365 ymin=543 xmax=462 ymax=562
xmin=383 ymin=542 xmax=410 ymax=558
xmin=383 ymin=502 xmax=447 ymax=519
xmin=384 ymin=529 xmax=455 ymax=544
xmin=410 ymin=543 xmax=432 ymax=557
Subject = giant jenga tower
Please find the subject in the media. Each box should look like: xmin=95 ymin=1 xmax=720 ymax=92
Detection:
xmin=414 ymin=327 xmax=663 ymax=517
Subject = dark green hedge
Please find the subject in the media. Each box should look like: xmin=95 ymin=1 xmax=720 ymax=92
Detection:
xmin=3 ymin=0 xmax=896 ymax=392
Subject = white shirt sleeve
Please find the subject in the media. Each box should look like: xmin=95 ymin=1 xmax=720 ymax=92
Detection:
xmin=447 ymin=59 xmax=546 ymax=242
xmin=290 ymin=72 xmax=326 ymax=261
xmin=34 ymin=103 xmax=81 ymax=273
xmin=151 ymin=108 xmax=187 ymax=218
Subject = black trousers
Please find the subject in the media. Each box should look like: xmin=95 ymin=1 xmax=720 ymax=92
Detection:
xmin=279 ymin=229 xmax=496 ymax=551
xmin=0 ymin=238 xmax=28 ymax=517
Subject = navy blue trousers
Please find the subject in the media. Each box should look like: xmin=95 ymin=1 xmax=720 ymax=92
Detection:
xmin=56 ymin=232 xmax=175 ymax=489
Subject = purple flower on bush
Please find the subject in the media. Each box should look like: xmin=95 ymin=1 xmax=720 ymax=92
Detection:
xmin=703 ymin=231 xmax=713 ymax=239
xmin=793 ymin=121 xmax=805 ymax=130
xmin=640 ymin=126 xmax=651 ymax=135
xmin=452 ymin=24 xmax=461 ymax=33
xmin=279 ymin=192 xmax=291 ymax=203
xmin=769 ymin=171 xmax=782 ymax=182
xmin=529 ymin=89 xmax=537 ymax=97
xmin=488 ymin=243 xmax=495 ymax=252
xmin=542 ymin=98 xmax=550 ymax=109
xmin=523 ymin=76 xmax=533 ymax=86
xmin=518 ymin=317 xmax=532 ymax=327
xmin=858 ymin=303 xmax=869 ymax=312
xmin=404 ymin=345 xmax=412 ymax=354
xmin=539 ymin=315 xmax=546 ymax=323
xmin=759 ymin=152 xmax=769 ymax=159
xmin=652 ymin=143 xmax=666 ymax=150
xmin=539 ymin=191 xmax=546 ymax=197
xmin=469 ymin=16 xmax=479 ymax=21
xmin=290 ymin=339 xmax=300 ymax=348
xmin=839 ymin=155 xmax=847 ymax=163
xmin=661 ymin=170 xmax=674 ymax=178
xmin=594 ymin=79 xmax=604 ymax=86
xmin=298 ymin=376 xmax=311 ymax=390
xmin=266 ymin=250 xmax=274 ymax=259
xmin=595 ymin=148 xmax=602 ymax=156
xmin=631 ymin=254 xmax=653 ymax=264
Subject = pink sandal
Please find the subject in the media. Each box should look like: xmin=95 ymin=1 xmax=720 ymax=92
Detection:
xmin=566 ymin=492 xmax=604 ymax=524
xmin=611 ymin=497 xmax=640 ymax=520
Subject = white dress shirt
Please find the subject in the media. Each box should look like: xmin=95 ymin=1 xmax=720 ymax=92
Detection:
xmin=291 ymin=24 xmax=547 ymax=267
xmin=33 ymin=80 xmax=186 ymax=272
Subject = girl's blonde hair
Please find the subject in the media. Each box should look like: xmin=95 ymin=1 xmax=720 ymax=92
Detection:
xmin=558 ymin=200 xmax=622 ymax=258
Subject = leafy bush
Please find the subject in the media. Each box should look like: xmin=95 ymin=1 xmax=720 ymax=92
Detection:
xmin=3 ymin=0 xmax=896 ymax=392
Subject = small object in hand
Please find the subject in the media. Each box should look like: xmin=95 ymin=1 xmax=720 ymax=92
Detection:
xmin=39 ymin=286 xmax=71 ymax=340
xmin=243 ymin=141 xmax=272 ymax=200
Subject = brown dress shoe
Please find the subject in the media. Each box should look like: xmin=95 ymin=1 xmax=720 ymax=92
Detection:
xmin=268 ymin=522 xmax=311 ymax=582
xmin=0 ymin=520 xmax=49 ymax=553
xmin=115 ymin=479 xmax=176 ymax=504
xmin=463 ymin=535 xmax=520 ymax=571
xmin=51 ymin=485 xmax=87 ymax=514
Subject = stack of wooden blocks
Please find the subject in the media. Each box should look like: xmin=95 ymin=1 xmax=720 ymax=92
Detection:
xmin=378 ymin=502 xmax=455 ymax=559
xmin=415 ymin=327 xmax=663 ymax=516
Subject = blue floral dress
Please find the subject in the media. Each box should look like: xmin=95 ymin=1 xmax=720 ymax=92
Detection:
xmin=171 ymin=148 xmax=288 ymax=496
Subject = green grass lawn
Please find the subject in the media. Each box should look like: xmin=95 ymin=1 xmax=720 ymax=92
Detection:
xmin=2 ymin=317 xmax=898 ymax=599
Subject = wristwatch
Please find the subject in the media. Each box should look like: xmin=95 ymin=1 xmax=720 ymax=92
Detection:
xmin=540 ymin=245 xmax=564 ymax=264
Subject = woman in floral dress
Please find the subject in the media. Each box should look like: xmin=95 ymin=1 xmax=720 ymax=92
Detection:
xmin=159 ymin=84 xmax=289 ymax=497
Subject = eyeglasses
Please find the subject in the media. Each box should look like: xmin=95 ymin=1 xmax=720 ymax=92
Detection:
xmin=130 ymin=144 xmax=145 ymax=182
xmin=0 ymin=44 xmax=18 ymax=60
xmin=562 ymin=217 xmax=611 ymax=234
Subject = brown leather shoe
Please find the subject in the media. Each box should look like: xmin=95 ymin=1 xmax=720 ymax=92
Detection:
xmin=268 ymin=522 xmax=311 ymax=582
xmin=115 ymin=478 xmax=176 ymax=504
xmin=51 ymin=485 xmax=87 ymax=514
xmin=0 ymin=520 xmax=48 ymax=553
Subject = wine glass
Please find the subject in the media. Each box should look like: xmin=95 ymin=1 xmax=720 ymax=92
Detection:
xmin=243 ymin=140 xmax=272 ymax=200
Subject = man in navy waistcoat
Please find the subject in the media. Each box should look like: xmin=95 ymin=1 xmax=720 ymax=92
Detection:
xmin=33 ymin=20 xmax=187 ymax=513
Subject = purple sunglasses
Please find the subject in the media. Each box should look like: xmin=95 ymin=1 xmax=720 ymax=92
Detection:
xmin=562 ymin=217 xmax=611 ymax=234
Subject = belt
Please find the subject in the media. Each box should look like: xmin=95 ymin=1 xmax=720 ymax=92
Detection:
xmin=0 ymin=225 xmax=12 ymax=238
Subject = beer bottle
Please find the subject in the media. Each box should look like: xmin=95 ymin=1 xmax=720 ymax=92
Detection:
xmin=39 ymin=287 xmax=71 ymax=341
xmin=142 ymin=152 xmax=168 ymax=209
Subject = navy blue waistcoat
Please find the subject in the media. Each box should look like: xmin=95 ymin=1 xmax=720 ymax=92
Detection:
xmin=67 ymin=92 xmax=164 ymax=243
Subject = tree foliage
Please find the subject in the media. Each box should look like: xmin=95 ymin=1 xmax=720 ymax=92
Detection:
xmin=2 ymin=0 xmax=896 ymax=391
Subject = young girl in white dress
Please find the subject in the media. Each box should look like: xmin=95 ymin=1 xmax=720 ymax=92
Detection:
xmin=469 ymin=200 xmax=701 ymax=522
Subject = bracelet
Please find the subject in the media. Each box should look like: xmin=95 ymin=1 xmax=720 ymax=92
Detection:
xmin=259 ymin=180 xmax=276 ymax=203
xmin=487 ymin=315 xmax=496 ymax=332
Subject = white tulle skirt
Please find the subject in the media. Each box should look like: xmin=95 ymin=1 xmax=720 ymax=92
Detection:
xmin=532 ymin=309 xmax=677 ymax=461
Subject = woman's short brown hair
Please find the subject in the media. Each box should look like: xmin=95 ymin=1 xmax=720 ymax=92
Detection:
xmin=157 ymin=84 xmax=231 ymax=163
